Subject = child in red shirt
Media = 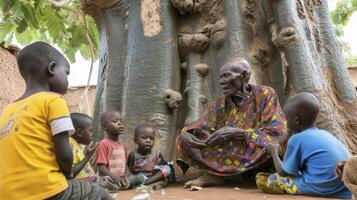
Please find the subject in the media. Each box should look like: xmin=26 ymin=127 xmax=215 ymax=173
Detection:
xmin=97 ymin=111 xmax=128 ymax=189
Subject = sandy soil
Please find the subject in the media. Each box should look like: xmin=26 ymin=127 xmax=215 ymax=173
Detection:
xmin=113 ymin=184 xmax=341 ymax=200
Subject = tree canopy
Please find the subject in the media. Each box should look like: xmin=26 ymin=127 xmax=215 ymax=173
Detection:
xmin=0 ymin=0 xmax=356 ymax=64
xmin=331 ymin=0 xmax=357 ymax=25
xmin=0 ymin=0 xmax=98 ymax=63
xmin=331 ymin=0 xmax=357 ymax=66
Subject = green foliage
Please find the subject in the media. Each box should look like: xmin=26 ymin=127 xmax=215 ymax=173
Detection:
xmin=347 ymin=56 xmax=357 ymax=67
xmin=0 ymin=0 xmax=98 ymax=63
xmin=331 ymin=0 xmax=357 ymax=26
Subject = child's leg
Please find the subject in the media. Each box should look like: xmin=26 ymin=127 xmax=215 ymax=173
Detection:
xmin=128 ymin=173 xmax=148 ymax=188
xmin=256 ymin=172 xmax=299 ymax=195
xmin=46 ymin=179 xmax=113 ymax=200
xmin=144 ymin=164 xmax=172 ymax=185
xmin=145 ymin=171 xmax=165 ymax=185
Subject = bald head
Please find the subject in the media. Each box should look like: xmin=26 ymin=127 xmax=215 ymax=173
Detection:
xmin=220 ymin=58 xmax=251 ymax=83
xmin=221 ymin=58 xmax=251 ymax=72
xmin=284 ymin=92 xmax=320 ymax=132
xmin=17 ymin=41 xmax=68 ymax=79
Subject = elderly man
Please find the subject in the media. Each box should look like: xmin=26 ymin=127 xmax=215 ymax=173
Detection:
xmin=176 ymin=58 xmax=288 ymax=187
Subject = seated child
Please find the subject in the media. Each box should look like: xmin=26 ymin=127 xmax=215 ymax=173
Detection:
xmin=97 ymin=111 xmax=129 ymax=189
xmin=69 ymin=113 xmax=97 ymax=181
xmin=336 ymin=156 xmax=357 ymax=200
xmin=127 ymin=124 xmax=173 ymax=188
xmin=0 ymin=42 xmax=112 ymax=200
xmin=256 ymin=92 xmax=352 ymax=199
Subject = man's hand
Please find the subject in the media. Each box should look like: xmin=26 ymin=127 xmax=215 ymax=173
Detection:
xmin=181 ymin=132 xmax=206 ymax=149
xmin=335 ymin=160 xmax=346 ymax=179
xmin=266 ymin=143 xmax=279 ymax=155
xmin=84 ymin=141 xmax=98 ymax=156
xmin=206 ymin=126 xmax=245 ymax=147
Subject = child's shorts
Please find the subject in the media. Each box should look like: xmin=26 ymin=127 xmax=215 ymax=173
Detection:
xmin=46 ymin=179 xmax=105 ymax=200
xmin=256 ymin=172 xmax=299 ymax=195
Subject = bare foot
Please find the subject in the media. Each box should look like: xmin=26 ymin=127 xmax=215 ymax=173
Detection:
xmin=184 ymin=173 xmax=225 ymax=188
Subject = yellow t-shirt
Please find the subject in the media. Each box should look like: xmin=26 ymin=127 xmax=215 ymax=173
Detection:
xmin=69 ymin=137 xmax=96 ymax=180
xmin=0 ymin=92 xmax=74 ymax=200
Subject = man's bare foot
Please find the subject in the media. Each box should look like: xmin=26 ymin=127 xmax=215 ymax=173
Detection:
xmin=184 ymin=173 xmax=225 ymax=188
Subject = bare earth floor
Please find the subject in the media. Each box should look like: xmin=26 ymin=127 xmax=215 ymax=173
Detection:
xmin=112 ymin=184 xmax=341 ymax=200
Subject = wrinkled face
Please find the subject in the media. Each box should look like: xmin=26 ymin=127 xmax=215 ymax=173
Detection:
xmin=104 ymin=112 xmax=124 ymax=136
xmin=219 ymin=63 xmax=247 ymax=98
xmin=48 ymin=60 xmax=70 ymax=95
xmin=135 ymin=127 xmax=155 ymax=151
xmin=79 ymin=118 xmax=93 ymax=145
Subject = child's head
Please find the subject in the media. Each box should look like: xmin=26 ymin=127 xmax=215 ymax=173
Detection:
xmin=283 ymin=92 xmax=320 ymax=133
xmin=17 ymin=42 xmax=70 ymax=95
xmin=134 ymin=124 xmax=155 ymax=152
xmin=70 ymin=113 xmax=93 ymax=145
xmin=100 ymin=111 xmax=124 ymax=136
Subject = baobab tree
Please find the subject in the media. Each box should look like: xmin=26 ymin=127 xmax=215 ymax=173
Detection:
xmin=1 ymin=0 xmax=356 ymax=160
xmin=82 ymin=0 xmax=357 ymax=159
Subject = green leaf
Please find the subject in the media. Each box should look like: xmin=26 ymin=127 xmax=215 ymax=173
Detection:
xmin=0 ymin=0 xmax=99 ymax=62
xmin=79 ymin=44 xmax=90 ymax=60
xmin=0 ymin=22 xmax=14 ymax=42
xmin=331 ymin=0 xmax=357 ymax=26
xmin=42 ymin=6 xmax=65 ymax=39
xmin=21 ymin=4 xmax=39 ymax=29
xmin=1 ymin=0 xmax=16 ymax=13
xmin=64 ymin=47 xmax=77 ymax=63
xmin=4 ymin=32 xmax=14 ymax=47
xmin=16 ymin=19 xmax=28 ymax=33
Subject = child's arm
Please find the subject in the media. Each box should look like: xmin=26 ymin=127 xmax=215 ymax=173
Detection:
xmin=72 ymin=142 xmax=98 ymax=178
xmin=158 ymin=151 xmax=167 ymax=164
xmin=98 ymin=164 xmax=127 ymax=186
xmin=127 ymin=151 xmax=135 ymax=174
xmin=266 ymin=143 xmax=289 ymax=177
xmin=53 ymin=131 xmax=73 ymax=179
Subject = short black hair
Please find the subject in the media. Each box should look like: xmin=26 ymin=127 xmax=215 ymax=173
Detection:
xmin=284 ymin=92 xmax=320 ymax=127
xmin=134 ymin=124 xmax=155 ymax=139
xmin=17 ymin=41 xmax=67 ymax=79
xmin=100 ymin=110 xmax=121 ymax=126
xmin=70 ymin=113 xmax=92 ymax=129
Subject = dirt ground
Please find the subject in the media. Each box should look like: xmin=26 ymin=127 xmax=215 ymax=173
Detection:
xmin=113 ymin=184 xmax=341 ymax=200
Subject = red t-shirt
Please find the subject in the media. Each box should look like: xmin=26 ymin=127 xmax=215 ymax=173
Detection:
xmin=97 ymin=139 xmax=127 ymax=177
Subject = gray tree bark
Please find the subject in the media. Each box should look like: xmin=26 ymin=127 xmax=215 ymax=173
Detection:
xmin=86 ymin=0 xmax=357 ymax=159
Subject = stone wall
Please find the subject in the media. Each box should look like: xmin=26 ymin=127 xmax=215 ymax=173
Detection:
xmin=0 ymin=46 xmax=25 ymax=112
xmin=64 ymin=86 xmax=96 ymax=114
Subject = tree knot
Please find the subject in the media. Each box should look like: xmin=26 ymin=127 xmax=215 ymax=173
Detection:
xmin=273 ymin=27 xmax=299 ymax=49
xmin=163 ymin=89 xmax=183 ymax=109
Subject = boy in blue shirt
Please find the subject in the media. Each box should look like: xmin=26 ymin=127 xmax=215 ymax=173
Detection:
xmin=256 ymin=92 xmax=352 ymax=199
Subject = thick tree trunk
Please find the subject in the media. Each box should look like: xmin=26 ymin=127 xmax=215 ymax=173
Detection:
xmin=88 ymin=0 xmax=357 ymax=158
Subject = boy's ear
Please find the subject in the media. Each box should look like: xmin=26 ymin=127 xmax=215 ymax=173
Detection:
xmin=102 ymin=123 xmax=106 ymax=130
xmin=47 ymin=61 xmax=57 ymax=76
xmin=294 ymin=116 xmax=300 ymax=125
xmin=75 ymin=129 xmax=82 ymax=138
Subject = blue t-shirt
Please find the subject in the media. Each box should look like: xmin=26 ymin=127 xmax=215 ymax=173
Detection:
xmin=282 ymin=127 xmax=351 ymax=199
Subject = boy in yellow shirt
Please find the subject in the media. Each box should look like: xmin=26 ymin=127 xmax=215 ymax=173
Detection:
xmin=69 ymin=113 xmax=98 ymax=181
xmin=0 ymin=42 xmax=113 ymax=200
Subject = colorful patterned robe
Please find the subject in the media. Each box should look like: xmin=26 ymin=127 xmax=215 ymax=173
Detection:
xmin=176 ymin=84 xmax=288 ymax=176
